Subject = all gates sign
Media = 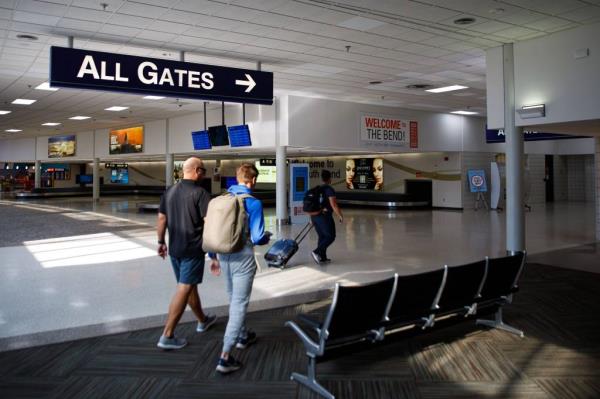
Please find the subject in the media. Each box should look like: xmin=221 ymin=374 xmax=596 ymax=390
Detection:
xmin=50 ymin=46 xmax=273 ymax=105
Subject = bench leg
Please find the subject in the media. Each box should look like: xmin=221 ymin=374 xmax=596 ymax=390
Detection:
xmin=476 ymin=307 xmax=524 ymax=338
xmin=291 ymin=357 xmax=334 ymax=399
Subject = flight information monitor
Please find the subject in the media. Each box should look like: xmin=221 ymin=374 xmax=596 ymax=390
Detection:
xmin=208 ymin=125 xmax=230 ymax=146
xmin=191 ymin=130 xmax=211 ymax=150
xmin=228 ymin=124 xmax=252 ymax=147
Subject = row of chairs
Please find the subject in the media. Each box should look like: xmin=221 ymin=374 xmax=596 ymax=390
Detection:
xmin=285 ymin=252 xmax=526 ymax=399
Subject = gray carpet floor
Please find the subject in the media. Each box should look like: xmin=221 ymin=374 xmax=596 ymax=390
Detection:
xmin=1 ymin=262 xmax=599 ymax=398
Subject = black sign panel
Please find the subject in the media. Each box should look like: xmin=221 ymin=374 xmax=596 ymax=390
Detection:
xmin=50 ymin=46 xmax=273 ymax=105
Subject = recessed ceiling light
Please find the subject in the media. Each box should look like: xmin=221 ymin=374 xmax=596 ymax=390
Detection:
xmin=12 ymin=98 xmax=37 ymax=105
xmin=426 ymin=85 xmax=468 ymax=93
xmin=0 ymin=110 xmax=11 ymax=115
xmin=337 ymin=16 xmax=386 ymax=31
xmin=451 ymin=110 xmax=478 ymax=115
xmin=42 ymin=122 xmax=61 ymax=126
xmin=69 ymin=115 xmax=91 ymax=120
xmin=104 ymin=106 xmax=129 ymax=111
xmin=16 ymin=34 xmax=38 ymax=41
xmin=5 ymin=129 xmax=22 ymax=133
xmin=454 ymin=17 xmax=476 ymax=25
xmin=489 ymin=8 xmax=505 ymax=14
xmin=143 ymin=95 xmax=165 ymax=100
xmin=35 ymin=82 xmax=59 ymax=91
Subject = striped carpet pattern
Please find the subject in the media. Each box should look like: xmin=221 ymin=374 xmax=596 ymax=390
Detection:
xmin=1 ymin=262 xmax=599 ymax=399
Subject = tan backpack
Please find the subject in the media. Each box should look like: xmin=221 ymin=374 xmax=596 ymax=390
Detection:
xmin=202 ymin=193 xmax=252 ymax=254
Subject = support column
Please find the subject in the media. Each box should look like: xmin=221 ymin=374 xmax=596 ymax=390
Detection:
xmin=166 ymin=153 xmax=174 ymax=187
xmin=503 ymin=43 xmax=525 ymax=253
xmin=34 ymin=160 xmax=41 ymax=189
xmin=595 ymin=137 xmax=600 ymax=241
xmin=276 ymin=143 xmax=288 ymax=224
xmin=165 ymin=117 xmax=173 ymax=187
xmin=92 ymin=158 xmax=100 ymax=201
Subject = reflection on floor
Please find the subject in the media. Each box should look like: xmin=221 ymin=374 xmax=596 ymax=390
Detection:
xmin=0 ymin=262 xmax=599 ymax=398
xmin=0 ymin=197 xmax=597 ymax=351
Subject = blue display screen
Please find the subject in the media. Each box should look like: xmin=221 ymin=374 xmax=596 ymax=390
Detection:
xmin=221 ymin=176 xmax=238 ymax=189
xmin=191 ymin=130 xmax=211 ymax=150
xmin=111 ymin=168 xmax=128 ymax=184
xmin=78 ymin=174 xmax=93 ymax=184
xmin=228 ymin=124 xmax=252 ymax=147
xmin=208 ymin=125 xmax=230 ymax=146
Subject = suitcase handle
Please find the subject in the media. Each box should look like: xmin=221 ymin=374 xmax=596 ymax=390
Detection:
xmin=294 ymin=222 xmax=314 ymax=244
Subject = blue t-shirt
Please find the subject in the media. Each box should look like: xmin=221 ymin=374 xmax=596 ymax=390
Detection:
xmin=227 ymin=184 xmax=269 ymax=246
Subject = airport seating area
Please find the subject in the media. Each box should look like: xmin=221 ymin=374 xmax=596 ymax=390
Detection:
xmin=286 ymin=252 xmax=525 ymax=399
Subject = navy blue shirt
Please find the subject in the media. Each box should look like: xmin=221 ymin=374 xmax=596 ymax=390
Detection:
xmin=321 ymin=184 xmax=335 ymax=213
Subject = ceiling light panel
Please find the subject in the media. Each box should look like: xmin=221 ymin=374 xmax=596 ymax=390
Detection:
xmin=104 ymin=106 xmax=129 ymax=111
xmin=451 ymin=110 xmax=478 ymax=115
xmin=0 ymin=110 xmax=12 ymax=115
xmin=426 ymin=85 xmax=469 ymax=93
xmin=12 ymin=99 xmax=37 ymax=105
xmin=35 ymin=82 xmax=58 ymax=91
xmin=42 ymin=122 xmax=61 ymax=126
xmin=5 ymin=129 xmax=22 ymax=132
xmin=69 ymin=116 xmax=91 ymax=120
xmin=336 ymin=16 xmax=386 ymax=31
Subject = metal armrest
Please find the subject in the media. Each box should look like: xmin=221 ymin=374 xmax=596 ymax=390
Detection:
xmin=285 ymin=321 xmax=321 ymax=356
xmin=298 ymin=314 xmax=322 ymax=334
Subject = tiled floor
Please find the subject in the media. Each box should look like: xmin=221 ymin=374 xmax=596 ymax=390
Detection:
xmin=0 ymin=197 xmax=597 ymax=351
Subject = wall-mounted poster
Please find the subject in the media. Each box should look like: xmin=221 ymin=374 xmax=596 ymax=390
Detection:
xmin=345 ymin=158 xmax=384 ymax=190
xmin=109 ymin=126 xmax=144 ymax=155
xmin=360 ymin=114 xmax=418 ymax=148
xmin=48 ymin=135 xmax=76 ymax=158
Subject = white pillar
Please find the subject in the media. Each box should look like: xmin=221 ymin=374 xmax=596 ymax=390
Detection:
xmin=503 ymin=43 xmax=525 ymax=253
xmin=165 ymin=117 xmax=173 ymax=187
xmin=34 ymin=160 xmax=41 ymax=189
xmin=92 ymin=158 xmax=100 ymax=201
xmin=166 ymin=153 xmax=174 ymax=187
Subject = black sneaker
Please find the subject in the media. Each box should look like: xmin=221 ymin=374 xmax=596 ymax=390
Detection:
xmin=216 ymin=355 xmax=242 ymax=374
xmin=236 ymin=330 xmax=257 ymax=349
xmin=322 ymin=258 xmax=332 ymax=263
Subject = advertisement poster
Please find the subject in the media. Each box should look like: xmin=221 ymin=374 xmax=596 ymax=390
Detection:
xmin=109 ymin=126 xmax=144 ymax=155
xmin=255 ymin=160 xmax=277 ymax=183
xmin=289 ymin=163 xmax=310 ymax=224
xmin=48 ymin=135 xmax=76 ymax=158
xmin=467 ymin=169 xmax=487 ymax=193
xmin=360 ymin=114 xmax=418 ymax=148
xmin=345 ymin=158 xmax=384 ymax=190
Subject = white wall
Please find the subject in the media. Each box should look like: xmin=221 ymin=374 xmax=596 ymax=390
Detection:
xmin=0 ymin=138 xmax=36 ymax=161
xmin=514 ymin=22 xmax=600 ymax=126
xmin=286 ymin=96 xmax=465 ymax=152
xmin=36 ymin=131 xmax=94 ymax=161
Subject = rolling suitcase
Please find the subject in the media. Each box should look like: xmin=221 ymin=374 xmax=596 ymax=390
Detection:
xmin=265 ymin=222 xmax=313 ymax=269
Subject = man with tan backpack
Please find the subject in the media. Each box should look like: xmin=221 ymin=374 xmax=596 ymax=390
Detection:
xmin=203 ymin=162 xmax=271 ymax=374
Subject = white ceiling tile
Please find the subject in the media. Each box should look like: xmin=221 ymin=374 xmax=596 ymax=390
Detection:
xmin=13 ymin=11 xmax=60 ymax=26
xmin=64 ymin=7 xmax=110 ymax=23
xmin=229 ymin=0 xmax=289 ymax=12
xmin=136 ymin=30 xmax=176 ymax=42
xmin=56 ymin=18 xmax=102 ymax=32
xmin=175 ymin=0 xmax=227 ymax=15
xmin=467 ymin=20 xmax=514 ymax=34
xmin=16 ymin=0 xmax=67 ymax=16
xmin=117 ymin=2 xmax=168 ymax=19
xmin=526 ymin=16 xmax=573 ymax=31
xmin=560 ymin=5 xmax=600 ymax=22
xmin=494 ymin=26 xmax=540 ymax=39
xmin=100 ymin=24 xmax=141 ymax=37
xmin=212 ymin=4 xmax=264 ymax=21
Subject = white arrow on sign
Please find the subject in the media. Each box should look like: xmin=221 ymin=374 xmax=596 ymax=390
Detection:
xmin=235 ymin=74 xmax=256 ymax=93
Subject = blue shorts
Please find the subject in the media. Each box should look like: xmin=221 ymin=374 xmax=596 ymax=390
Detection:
xmin=170 ymin=256 xmax=205 ymax=285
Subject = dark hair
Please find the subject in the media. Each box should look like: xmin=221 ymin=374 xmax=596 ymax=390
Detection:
xmin=237 ymin=162 xmax=259 ymax=183
xmin=321 ymin=169 xmax=331 ymax=181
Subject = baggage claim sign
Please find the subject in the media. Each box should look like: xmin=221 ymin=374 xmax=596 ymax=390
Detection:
xmin=49 ymin=47 xmax=273 ymax=105
xmin=360 ymin=114 xmax=418 ymax=148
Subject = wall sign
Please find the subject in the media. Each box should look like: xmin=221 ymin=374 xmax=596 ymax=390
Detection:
xmin=50 ymin=46 xmax=273 ymax=105
xmin=467 ymin=169 xmax=487 ymax=193
xmin=360 ymin=114 xmax=418 ymax=148
xmin=289 ymin=163 xmax=310 ymax=224
xmin=48 ymin=135 xmax=76 ymax=158
xmin=345 ymin=158 xmax=384 ymax=190
xmin=485 ymin=126 xmax=586 ymax=143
